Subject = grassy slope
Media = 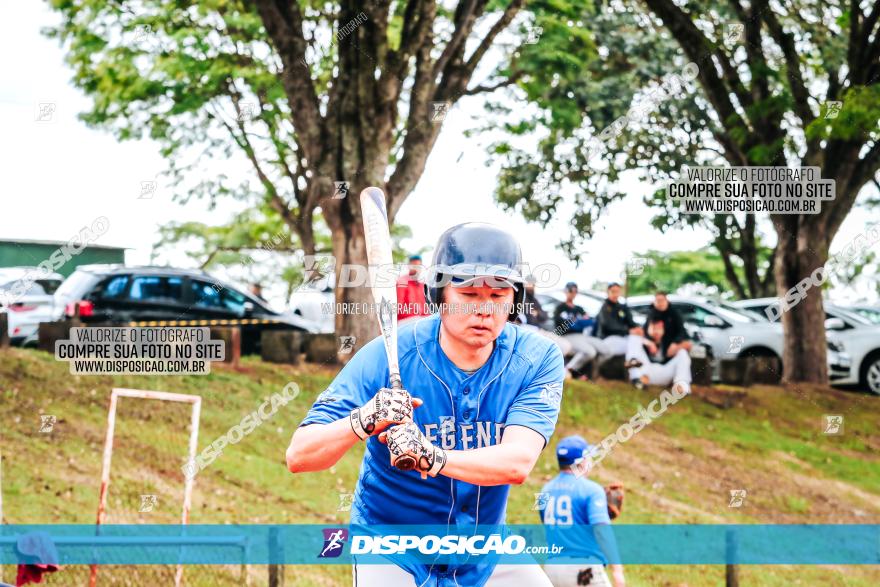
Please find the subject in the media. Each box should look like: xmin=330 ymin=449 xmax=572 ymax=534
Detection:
xmin=1 ymin=348 xmax=878 ymax=586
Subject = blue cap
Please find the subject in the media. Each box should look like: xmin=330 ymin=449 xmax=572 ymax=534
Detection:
xmin=408 ymin=254 xmax=422 ymax=262
xmin=556 ymin=435 xmax=592 ymax=466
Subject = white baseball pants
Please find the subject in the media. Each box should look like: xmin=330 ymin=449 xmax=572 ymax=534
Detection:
xmin=543 ymin=562 xmax=611 ymax=587
xmin=353 ymin=562 xmax=554 ymax=586
xmin=626 ymin=338 xmax=692 ymax=387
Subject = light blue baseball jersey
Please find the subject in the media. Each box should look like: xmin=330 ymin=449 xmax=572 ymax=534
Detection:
xmin=538 ymin=473 xmax=611 ymax=563
xmin=300 ymin=313 xmax=565 ymax=585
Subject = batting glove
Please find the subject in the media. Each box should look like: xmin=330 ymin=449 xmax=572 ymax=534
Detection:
xmin=350 ymin=387 xmax=422 ymax=441
xmin=379 ymin=422 xmax=447 ymax=479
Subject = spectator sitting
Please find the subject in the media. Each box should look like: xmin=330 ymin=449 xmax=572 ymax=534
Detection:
xmin=553 ymin=282 xmax=599 ymax=380
xmin=590 ymin=282 xmax=643 ymax=371
xmin=515 ymin=276 xmax=573 ymax=358
xmin=396 ymin=254 xmax=430 ymax=322
xmin=625 ymin=291 xmax=692 ymax=392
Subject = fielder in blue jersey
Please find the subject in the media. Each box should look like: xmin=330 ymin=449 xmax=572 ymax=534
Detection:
xmin=538 ymin=436 xmax=625 ymax=587
xmin=287 ymin=223 xmax=566 ymax=587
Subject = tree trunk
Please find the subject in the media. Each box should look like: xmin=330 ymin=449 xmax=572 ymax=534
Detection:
xmin=329 ymin=209 xmax=381 ymax=364
xmin=773 ymin=219 xmax=829 ymax=384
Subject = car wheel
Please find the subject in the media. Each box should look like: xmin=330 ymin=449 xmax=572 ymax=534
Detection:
xmin=862 ymin=355 xmax=880 ymax=395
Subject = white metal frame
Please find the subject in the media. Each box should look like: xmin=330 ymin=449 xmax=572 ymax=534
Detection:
xmin=89 ymin=388 xmax=202 ymax=587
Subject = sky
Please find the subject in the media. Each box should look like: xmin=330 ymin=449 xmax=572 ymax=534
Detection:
xmin=1 ymin=2 xmax=877 ymax=308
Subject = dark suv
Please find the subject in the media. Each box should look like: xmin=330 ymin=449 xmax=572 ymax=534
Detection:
xmin=53 ymin=265 xmax=317 ymax=354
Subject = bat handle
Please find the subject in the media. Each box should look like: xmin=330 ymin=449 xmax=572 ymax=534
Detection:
xmin=394 ymin=455 xmax=417 ymax=471
xmin=388 ymin=374 xmax=416 ymax=472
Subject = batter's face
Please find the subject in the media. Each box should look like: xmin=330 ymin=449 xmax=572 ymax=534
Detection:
xmin=440 ymin=284 xmax=514 ymax=348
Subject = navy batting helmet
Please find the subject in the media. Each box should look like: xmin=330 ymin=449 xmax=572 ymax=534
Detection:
xmin=424 ymin=223 xmax=525 ymax=318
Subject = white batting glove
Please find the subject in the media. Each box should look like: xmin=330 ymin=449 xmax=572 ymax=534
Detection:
xmin=350 ymin=387 xmax=422 ymax=440
xmin=379 ymin=422 xmax=447 ymax=479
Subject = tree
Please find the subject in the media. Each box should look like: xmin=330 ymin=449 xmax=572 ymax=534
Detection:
xmin=624 ymin=248 xmax=742 ymax=297
xmin=151 ymin=211 xmax=416 ymax=306
xmin=46 ymin=0 xmax=593 ymax=355
xmin=491 ymin=0 xmax=880 ymax=383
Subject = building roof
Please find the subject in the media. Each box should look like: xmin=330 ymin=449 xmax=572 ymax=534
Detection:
xmin=0 ymin=238 xmax=129 ymax=251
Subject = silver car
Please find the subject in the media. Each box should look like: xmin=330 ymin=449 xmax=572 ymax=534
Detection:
xmin=0 ymin=267 xmax=65 ymax=346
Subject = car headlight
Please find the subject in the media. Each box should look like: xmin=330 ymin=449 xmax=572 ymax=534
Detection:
xmin=827 ymin=339 xmax=845 ymax=353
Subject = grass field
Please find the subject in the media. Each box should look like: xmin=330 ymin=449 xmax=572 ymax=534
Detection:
xmin=1 ymin=347 xmax=879 ymax=586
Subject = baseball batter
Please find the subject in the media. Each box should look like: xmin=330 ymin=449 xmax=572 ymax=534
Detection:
xmin=287 ymin=223 xmax=566 ymax=586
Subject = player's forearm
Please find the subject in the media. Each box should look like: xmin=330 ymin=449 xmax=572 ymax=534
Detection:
xmin=594 ymin=524 xmax=622 ymax=567
xmin=610 ymin=564 xmax=625 ymax=587
xmin=286 ymin=418 xmax=360 ymax=473
xmin=440 ymin=443 xmax=537 ymax=486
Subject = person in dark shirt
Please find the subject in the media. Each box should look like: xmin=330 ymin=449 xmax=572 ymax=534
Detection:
xmin=514 ymin=276 xmax=575 ymax=360
xmin=553 ymin=282 xmax=586 ymax=329
xmin=626 ymin=292 xmax=692 ymax=393
xmin=522 ymin=277 xmax=549 ymax=327
xmin=590 ymin=282 xmax=666 ymax=387
xmin=553 ymin=282 xmax=598 ymax=379
xmin=644 ymin=292 xmax=692 ymax=357
xmin=593 ymin=282 xmax=642 ymax=339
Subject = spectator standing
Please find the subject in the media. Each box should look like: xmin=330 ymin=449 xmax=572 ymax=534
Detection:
xmin=396 ymin=254 xmax=430 ymax=322
xmin=249 ymin=282 xmax=267 ymax=301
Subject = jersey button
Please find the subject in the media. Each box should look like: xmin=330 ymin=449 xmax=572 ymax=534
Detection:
xmin=463 ymin=387 xmax=470 ymax=395
xmin=461 ymin=505 xmax=469 ymax=513
xmin=463 ymin=409 xmax=471 ymax=419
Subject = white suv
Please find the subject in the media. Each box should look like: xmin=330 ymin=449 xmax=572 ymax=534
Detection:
xmin=734 ymin=298 xmax=880 ymax=394
xmin=628 ymin=295 xmax=851 ymax=383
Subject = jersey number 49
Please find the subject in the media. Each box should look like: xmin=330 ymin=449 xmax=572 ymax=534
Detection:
xmin=543 ymin=495 xmax=573 ymax=525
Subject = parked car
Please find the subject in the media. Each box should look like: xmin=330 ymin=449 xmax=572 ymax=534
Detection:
xmin=0 ymin=267 xmax=64 ymax=346
xmin=627 ymin=295 xmax=851 ymax=383
xmin=290 ymin=283 xmax=335 ymax=334
xmin=733 ymin=298 xmax=880 ymax=394
xmin=53 ymin=265 xmax=318 ymax=354
xmin=848 ymin=304 xmax=880 ymax=325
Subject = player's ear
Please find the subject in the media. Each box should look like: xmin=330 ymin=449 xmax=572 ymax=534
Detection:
xmin=411 ymin=398 xmax=423 ymax=409
xmin=377 ymin=431 xmax=389 ymax=444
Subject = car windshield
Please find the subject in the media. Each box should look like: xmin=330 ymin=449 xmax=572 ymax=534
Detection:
xmin=0 ymin=279 xmax=19 ymax=292
xmin=736 ymin=306 xmax=770 ymax=321
xmin=715 ymin=302 xmax=760 ymax=323
xmin=828 ymin=306 xmax=873 ymax=326
xmin=852 ymin=307 xmax=880 ymax=324
xmin=55 ymin=270 xmax=100 ymax=299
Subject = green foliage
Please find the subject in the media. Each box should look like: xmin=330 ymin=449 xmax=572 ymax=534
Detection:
xmin=807 ymin=86 xmax=880 ymax=142
xmin=625 ymin=249 xmax=736 ymax=297
xmin=487 ymin=0 xmax=879 ymax=285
